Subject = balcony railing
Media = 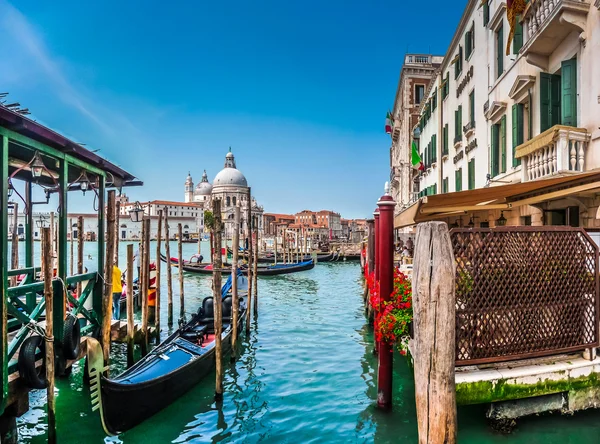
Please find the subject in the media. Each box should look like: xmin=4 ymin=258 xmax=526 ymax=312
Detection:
xmin=516 ymin=125 xmax=591 ymax=182
xmin=462 ymin=121 xmax=475 ymax=138
xmin=523 ymin=0 xmax=590 ymax=69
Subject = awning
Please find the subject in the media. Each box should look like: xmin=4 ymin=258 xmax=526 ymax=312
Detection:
xmin=395 ymin=171 xmax=600 ymax=228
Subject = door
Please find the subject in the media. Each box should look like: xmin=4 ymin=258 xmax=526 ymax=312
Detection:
xmin=540 ymin=72 xmax=561 ymax=132
xmin=561 ymin=58 xmax=577 ymax=127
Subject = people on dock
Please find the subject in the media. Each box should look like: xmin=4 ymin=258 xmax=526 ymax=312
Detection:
xmin=112 ymin=262 xmax=123 ymax=320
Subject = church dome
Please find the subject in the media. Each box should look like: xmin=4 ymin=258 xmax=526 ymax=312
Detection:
xmin=195 ymin=170 xmax=213 ymax=195
xmin=213 ymin=168 xmax=247 ymax=187
xmin=213 ymin=148 xmax=248 ymax=187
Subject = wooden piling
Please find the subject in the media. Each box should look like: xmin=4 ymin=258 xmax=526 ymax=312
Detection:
xmin=164 ymin=209 xmax=174 ymax=325
xmin=69 ymin=217 xmax=74 ymax=277
xmin=178 ymin=223 xmax=185 ymax=320
xmin=41 ymin=227 xmax=56 ymax=443
xmin=77 ymin=216 xmax=84 ymax=296
xmin=282 ymin=228 xmax=286 ymax=265
xmin=50 ymin=212 xmax=55 ymax=257
xmin=231 ymin=204 xmax=240 ymax=361
xmin=140 ymin=218 xmax=150 ymax=355
xmin=211 ymin=199 xmax=224 ymax=399
xmin=155 ymin=209 xmax=163 ymax=343
xmin=253 ymin=223 xmax=258 ymax=316
xmin=114 ymin=200 xmax=120 ymax=266
xmin=274 ymin=226 xmax=278 ymax=265
xmin=10 ymin=202 xmax=18 ymax=287
xmin=245 ymin=189 xmax=253 ymax=334
xmin=102 ymin=190 xmax=117 ymax=368
xmin=413 ymin=222 xmax=457 ymax=444
xmin=126 ymin=244 xmax=135 ymax=367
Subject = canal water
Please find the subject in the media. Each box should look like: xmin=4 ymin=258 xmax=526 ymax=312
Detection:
xmin=11 ymin=241 xmax=600 ymax=443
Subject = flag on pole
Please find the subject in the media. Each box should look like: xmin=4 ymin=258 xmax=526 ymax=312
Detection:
xmin=385 ymin=111 xmax=392 ymax=134
xmin=506 ymin=0 xmax=526 ymax=55
xmin=411 ymin=141 xmax=425 ymax=171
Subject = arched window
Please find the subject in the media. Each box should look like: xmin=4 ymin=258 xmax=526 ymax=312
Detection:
xmin=226 ymin=196 xmax=231 ymax=206
xmin=233 ymin=196 xmax=237 ymax=206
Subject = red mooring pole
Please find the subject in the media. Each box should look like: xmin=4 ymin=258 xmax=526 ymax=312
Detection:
xmin=373 ymin=208 xmax=381 ymax=355
xmin=377 ymin=183 xmax=395 ymax=410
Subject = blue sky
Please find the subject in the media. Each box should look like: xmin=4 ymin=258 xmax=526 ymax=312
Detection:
xmin=0 ymin=0 xmax=464 ymax=219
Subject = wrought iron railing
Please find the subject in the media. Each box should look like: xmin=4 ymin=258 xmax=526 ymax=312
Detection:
xmin=450 ymin=227 xmax=599 ymax=365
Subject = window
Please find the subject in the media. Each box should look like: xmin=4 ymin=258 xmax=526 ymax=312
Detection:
xmin=512 ymin=103 xmax=524 ymax=167
xmin=442 ymin=72 xmax=449 ymax=99
xmin=540 ymin=72 xmax=561 ymax=132
xmin=454 ymin=46 xmax=463 ymax=79
xmin=442 ymin=177 xmax=449 ymax=193
xmin=491 ymin=115 xmax=507 ymax=177
xmin=544 ymin=207 xmax=579 ymax=227
xmin=442 ymin=124 xmax=449 ymax=155
xmin=455 ymin=168 xmax=463 ymax=192
xmin=465 ymin=22 xmax=475 ymax=59
xmin=469 ymin=90 xmax=475 ymax=126
xmin=226 ymin=196 xmax=231 ymax=206
xmin=233 ymin=196 xmax=236 ymax=206
xmin=468 ymin=158 xmax=475 ymax=190
xmin=432 ymin=88 xmax=438 ymax=111
xmin=522 ymin=215 xmax=532 ymax=226
xmin=513 ymin=15 xmax=523 ymax=53
xmin=432 ymin=134 xmax=437 ymax=163
xmin=454 ymin=105 xmax=462 ymax=143
xmin=496 ymin=24 xmax=504 ymax=79
xmin=415 ymin=84 xmax=425 ymax=104
xmin=483 ymin=1 xmax=490 ymax=26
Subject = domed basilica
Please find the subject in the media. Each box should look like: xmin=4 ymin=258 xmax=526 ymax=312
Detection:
xmin=184 ymin=149 xmax=264 ymax=237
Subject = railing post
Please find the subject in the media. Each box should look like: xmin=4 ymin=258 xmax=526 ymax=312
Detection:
xmin=367 ymin=219 xmax=375 ymax=274
xmin=377 ymin=184 xmax=395 ymax=410
xmin=413 ymin=221 xmax=456 ymax=444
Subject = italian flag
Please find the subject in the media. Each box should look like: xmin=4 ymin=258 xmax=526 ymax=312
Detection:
xmin=385 ymin=111 xmax=392 ymax=134
xmin=411 ymin=141 xmax=425 ymax=171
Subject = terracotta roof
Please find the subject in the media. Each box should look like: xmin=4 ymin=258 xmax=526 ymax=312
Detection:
xmin=121 ymin=200 xmax=202 ymax=208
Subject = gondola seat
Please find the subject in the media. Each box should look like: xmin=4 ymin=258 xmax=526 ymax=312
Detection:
xmin=181 ymin=324 xmax=208 ymax=344
xmin=197 ymin=296 xmax=234 ymax=328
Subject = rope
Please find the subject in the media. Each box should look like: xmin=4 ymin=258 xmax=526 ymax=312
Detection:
xmin=24 ymin=320 xmax=54 ymax=342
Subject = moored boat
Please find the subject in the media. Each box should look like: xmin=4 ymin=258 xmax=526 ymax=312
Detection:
xmin=86 ymin=273 xmax=245 ymax=435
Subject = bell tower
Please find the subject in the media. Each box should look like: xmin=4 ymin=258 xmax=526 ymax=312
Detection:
xmin=184 ymin=172 xmax=194 ymax=203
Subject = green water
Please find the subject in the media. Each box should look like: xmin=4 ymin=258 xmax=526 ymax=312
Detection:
xmin=11 ymin=242 xmax=600 ymax=443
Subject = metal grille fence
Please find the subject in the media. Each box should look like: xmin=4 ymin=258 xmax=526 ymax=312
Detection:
xmin=450 ymin=227 xmax=600 ymax=365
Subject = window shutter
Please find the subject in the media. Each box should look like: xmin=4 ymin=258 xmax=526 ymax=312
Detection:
xmin=458 ymin=105 xmax=463 ymax=134
xmin=540 ymin=73 xmax=551 ymax=132
xmin=468 ymin=159 xmax=475 ymax=190
xmin=512 ymin=104 xmax=524 ymax=167
xmin=454 ymin=109 xmax=458 ymax=139
xmin=497 ymin=25 xmax=504 ymax=78
xmin=501 ymin=115 xmax=507 ymax=173
xmin=469 ymin=91 xmax=475 ymax=125
xmin=483 ymin=1 xmax=489 ymax=26
xmin=465 ymin=31 xmax=471 ymax=58
xmin=491 ymin=124 xmax=499 ymax=177
xmin=513 ymin=16 xmax=523 ymax=53
xmin=444 ymin=124 xmax=449 ymax=154
xmin=551 ymin=73 xmax=561 ymax=127
xmin=561 ymin=58 xmax=577 ymax=127
xmin=433 ymin=134 xmax=437 ymax=162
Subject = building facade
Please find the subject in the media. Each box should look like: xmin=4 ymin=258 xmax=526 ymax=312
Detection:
xmin=393 ymin=0 xmax=600 ymax=230
xmin=390 ymin=54 xmax=443 ymax=211
xmin=294 ymin=209 xmax=342 ymax=239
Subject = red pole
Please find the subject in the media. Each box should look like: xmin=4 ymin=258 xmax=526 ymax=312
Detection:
xmin=377 ymin=183 xmax=395 ymax=410
xmin=373 ymin=208 xmax=381 ymax=356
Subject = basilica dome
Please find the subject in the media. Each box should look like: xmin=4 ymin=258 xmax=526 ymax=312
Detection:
xmin=212 ymin=148 xmax=248 ymax=187
xmin=195 ymin=170 xmax=213 ymax=195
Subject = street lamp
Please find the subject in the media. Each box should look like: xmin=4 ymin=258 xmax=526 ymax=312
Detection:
xmin=7 ymin=180 xmax=14 ymax=199
xmin=30 ymin=151 xmax=45 ymax=179
xmin=496 ymin=211 xmax=507 ymax=226
xmin=79 ymin=170 xmax=90 ymax=194
xmin=129 ymin=201 xmax=144 ymax=222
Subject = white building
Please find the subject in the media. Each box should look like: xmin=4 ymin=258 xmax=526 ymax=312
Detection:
xmin=393 ymin=0 xmax=600 ymax=230
xmin=183 ymin=149 xmax=264 ymax=238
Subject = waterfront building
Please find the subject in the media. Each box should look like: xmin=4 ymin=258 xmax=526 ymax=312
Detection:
xmin=294 ymin=210 xmax=342 ymax=239
xmin=263 ymin=213 xmax=295 ymax=235
xmin=183 ymin=149 xmax=264 ymax=239
xmin=389 ymin=54 xmax=443 ymax=210
xmin=392 ymin=0 xmax=600 ymax=231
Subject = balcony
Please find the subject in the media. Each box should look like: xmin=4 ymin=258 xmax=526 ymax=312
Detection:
xmin=463 ymin=121 xmax=476 ymax=139
xmin=454 ymin=134 xmax=463 ymax=149
xmin=516 ymin=125 xmax=591 ymax=182
xmin=522 ymin=0 xmax=591 ymax=70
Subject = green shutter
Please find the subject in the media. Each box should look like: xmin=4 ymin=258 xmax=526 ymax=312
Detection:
xmin=512 ymin=103 xmax=524 ymax=167
xmin=465 ymin=31 xmax=471 ymax=58
xmin=468 ymin=159 xmax=475 ymax=190
xmin=491 ymin=124 xmax=499 ymax=177
xmin=443 ymin=124 xmax=449 ymax=155
xmin=561 ymin=58 xmax=577 ymax=126
xmin=501 ymin=115 xmax=507 ymax=173
xmin=443 ymin=177 xmax=448 ymax=193
xmin=540 ymin=73 xmax=551 ymax=132
xmin=469 ymin=90 xmax=475 ymax=125
xmin=455 ymin=169 xmax=460 ymax=192
xmin=458 ymin=105 xmax=462 ymax=134
xmin=483 ymin=1 xmax=489 ymax=26
xmin=513 ymin=16 xmax=523 ymax=53
xmin=551 ymin=73 xmax=561 ymax=127
xmin=497 ymin=25 xmax=504 ymax=78
xmin=434 ymin=183 xmax=437 ymax=195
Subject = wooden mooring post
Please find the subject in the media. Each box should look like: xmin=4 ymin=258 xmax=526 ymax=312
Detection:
xmin=178 ymin=223 xmax=185 ymax=320
xmin=413 ymin=221 xmax=457 ymax=444
xmin=231 ymin=203 xmax=240 ymax=361
xmin=102 ymin=190 xmax=117 ymax=369
xmin=140 ymin=218 xmax=150 ymax=355
xmin=155 ymin=209 xmax=163 ymax=343
xmin=41 ymin=227 xmax=56 ymax=443
xmin=245 ymin=188 xmax=253 ymax=334
xmin=211 ymin=198 xmax=224 ymax=399
xmin=253 ymin=221 xmax=258 ymax=316
xmin=126 ymin=244 xmax=135 ymax=367
xmin=114 ymin=201 xmax=120 ymax=266
xmin=164 ymin=209 xmax=174 ymax=325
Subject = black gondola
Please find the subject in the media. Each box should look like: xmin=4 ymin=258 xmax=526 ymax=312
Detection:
xmin=227 ymin=247 xmax=335 ymax=263
xmin=86 ymin=273 xmax=245 ymax=435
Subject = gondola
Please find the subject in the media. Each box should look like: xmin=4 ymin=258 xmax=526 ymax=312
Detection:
xmin=227 ymin=247 xmax=335 ymax=264
xmin=159 ymin=253 xmax=232 ymax=275
xmin=181 ymin=259 xmax=315 ymax=276
xmin=86 ymin=272 xmax=246 ymax=435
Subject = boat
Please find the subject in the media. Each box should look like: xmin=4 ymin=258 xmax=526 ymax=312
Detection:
xmin=159 ymin=253 xmax=232 ymax=275
xmin=227 ymin=247 xmax=336 ymax=264
xmin=86 ymin=272 xmax=246 ymax=435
